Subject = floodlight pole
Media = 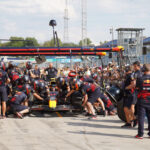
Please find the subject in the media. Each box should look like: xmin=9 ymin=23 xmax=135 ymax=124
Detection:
xmin=110 ymin=27 xmax=114 ymax=48
xmin=52 ymin=26 xmax=56 ymax=47
xmin=55 ymin=31 xmax=60 ymax=47
xmin=110 ymin=27 xmax=114 ymax=60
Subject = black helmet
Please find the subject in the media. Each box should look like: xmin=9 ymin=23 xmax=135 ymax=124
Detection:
xmin=17 ymin=75 xmax=24 ymax=85
xmin=23 ymin=84 xmax=32 ymax=96
xmin=33 ymin=80 xmax=39 ymax=91
xmin=38 ymin=81 xmax=45 ymax=91
xmin=78 ymin=71 xmax=84 ymax=78
xmin=0 ymin=61 xmax=6 ymax=71
xmin=71 ymin=79 xmax=83 ymax=90
xmin=23 ymin=75 xmax=30 ymax=83
xmin=26 ymin=61 xmax=32 ymax=70
xmin=56 ymin=77 xmax=65 ymax=87
xmin=92 ymin=73 xmax=98 ymax=80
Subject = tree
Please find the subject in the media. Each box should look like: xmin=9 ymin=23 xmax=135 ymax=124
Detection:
xmin=62 ymin=42 xmax=79 ymax=47
xmin=79 ymin=38 xmax=94 ymax=46
xmin=2 ymin=37 xmax=25 ymax=47
xmin=99 ymin=41 xmax=108 ymax=46
xmin=25 ymin=37 xmax=40 ymax=47
xmin=0 ymin=37 xmax=40 ymax=47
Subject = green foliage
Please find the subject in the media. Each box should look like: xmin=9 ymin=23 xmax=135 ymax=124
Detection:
xmin=2 ymin=37 xmax=25 ymax=47
xmin=0 ymin=36 xmax=94 ymax=48
xmin=62 ymin=42 xmax=79 ymax=47
xmin=100 ymin=41 xmax=108 ymax=45
xmin=79 ymin=38 xmax=94 ymax=46
xmin=24 ymin=37 xmax=40 ymax=47
xmin=0 ymin=37 xmax=40 ymax=47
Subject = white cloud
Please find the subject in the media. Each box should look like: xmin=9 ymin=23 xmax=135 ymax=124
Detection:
xmin=97 ymin=0 xmax=129 ymax=13
xmin=0 ymin=0 xmax=80 ymax=43
xmin=3 ymin=22 xmax=17 ymax=33
xmin=97 ymin=0 xmax=149 ymax=13
xmin=1 ymin=18 xmax=17 ymax=33
xmin=1 ymin=0 xmax=150 ymax=45
xmin=0 ymin=0 xmax=77 ymax=18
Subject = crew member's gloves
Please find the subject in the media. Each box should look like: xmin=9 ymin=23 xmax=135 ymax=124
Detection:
xmin=42 ymin=97 xmax=50 ymax=104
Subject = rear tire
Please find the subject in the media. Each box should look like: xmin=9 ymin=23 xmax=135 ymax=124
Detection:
xmin=70 ymin=91 xmax=83 ymax=109
xmin=117 ymin=99 xmax=126 ymax=122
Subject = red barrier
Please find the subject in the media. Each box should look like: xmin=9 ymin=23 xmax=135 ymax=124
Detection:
xmin=0 ymin=46 xmax=123 ymax=56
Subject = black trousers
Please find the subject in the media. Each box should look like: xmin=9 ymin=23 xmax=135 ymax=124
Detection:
xmin=138 ymin=104 xmax=150 ymax=136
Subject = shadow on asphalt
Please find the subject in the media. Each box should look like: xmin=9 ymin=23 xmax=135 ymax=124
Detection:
xmin=28 ymin=111 xmax=79 ymax=118
xmin=6 ymin=112 xmax=85 ymax=118
xmin=72 ymin=117 xmax=123 ymax=123
xmin=66 ymin=121 xmax=137 ymax=131
xmin=68 ymin=130 xmax=133 ymax=139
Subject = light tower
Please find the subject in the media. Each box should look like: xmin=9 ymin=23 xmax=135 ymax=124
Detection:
xmin=64 ymin=0 xmax=69 ymax=43
xmin=116 ymin=28 xmax=144 ymax=63
xmin=81 ymin=0 xmax=87 ymax=47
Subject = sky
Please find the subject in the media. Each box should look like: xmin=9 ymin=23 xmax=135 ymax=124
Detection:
xmin=0 ymin=0 xmax=150 ymax=45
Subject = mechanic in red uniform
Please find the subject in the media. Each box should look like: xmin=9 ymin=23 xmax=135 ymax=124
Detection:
xmin=81 ymin=81 xmax=106 ymax=119
xmin=33 ymin=80 xmax=50 ymax=102
xmin=100 ymin=93 xmax=116 ymax=115
xmin=66 ymin=79 xmax=106 ymax=119
xmin=0 ymin=61 xmax=10 ymax=118
xmin=135 ymin=64 xmax=150 ymax=139
xmin=9 ymin=84 xmax=32 ymax=119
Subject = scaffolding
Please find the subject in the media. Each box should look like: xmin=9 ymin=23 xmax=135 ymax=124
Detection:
xmin=64 ymin=0 xmax=69 ymax=43
xmin=81 ymin=0 xmax=87 ymax=47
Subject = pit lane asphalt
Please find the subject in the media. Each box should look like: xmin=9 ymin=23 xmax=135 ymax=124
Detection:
xmin=0 ymin=112 xmax=149 ymax=150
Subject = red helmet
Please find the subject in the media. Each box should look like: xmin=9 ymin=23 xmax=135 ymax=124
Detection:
xmin=33 ymin=80 xmax=39 ymax=91
xmin=23 ymin=84 xmax=32 ymax=96
xmin=26 ymin=61 xmax=32 ymax=70
xmin=68 ymin=70 xmax=76 ymax=77
xmin=12 ymin=73 xmax=20 ymax=81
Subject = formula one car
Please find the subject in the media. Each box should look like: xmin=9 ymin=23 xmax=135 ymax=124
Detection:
xmin=30 ymin=78 xmax=83 ymax=113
